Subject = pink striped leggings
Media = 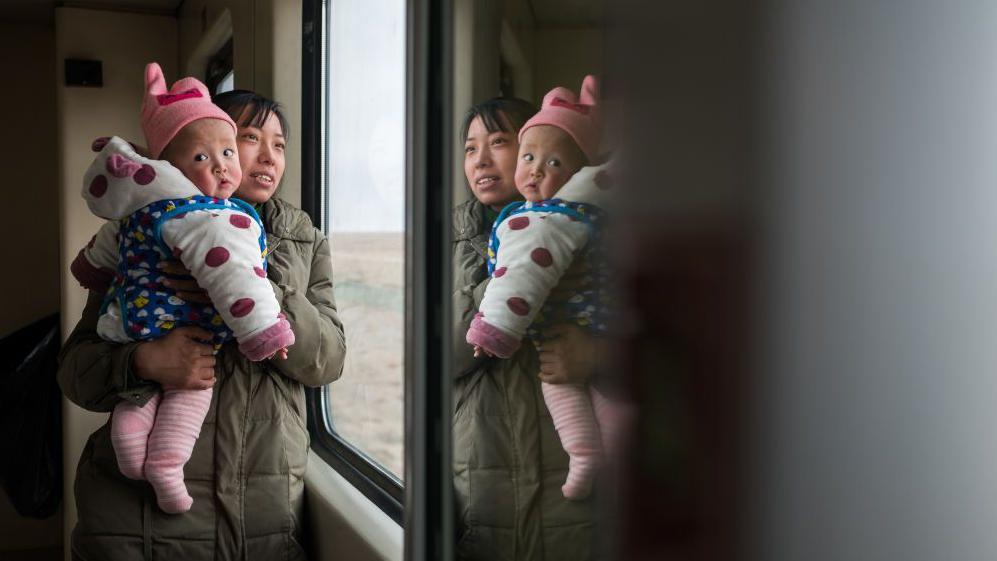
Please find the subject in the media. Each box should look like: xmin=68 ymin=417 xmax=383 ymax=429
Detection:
xmin=541 ymin=382 xmax=629 ymax=500
xmin=110 ymin=388 xmax=213 ymax=513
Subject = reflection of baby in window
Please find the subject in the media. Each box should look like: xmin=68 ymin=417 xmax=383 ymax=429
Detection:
xmin=467 ymin=76 xmax=620 ymax=500
xmin=73 ymin=63 xmax=293 ymax=513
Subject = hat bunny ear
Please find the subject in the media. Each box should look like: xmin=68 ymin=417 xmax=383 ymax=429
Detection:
xmin=145 ymin=62 xmax=166 ymax=96
xmin=542 ymin=86 xmax=577 ymax=108
xmin=579 ymin=75 xmax=599 ymax=106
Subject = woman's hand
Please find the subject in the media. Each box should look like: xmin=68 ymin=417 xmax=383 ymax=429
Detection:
xmin=132 ymin=327 xmax=217 ymax=390
xmin=536 ymin=323 xmax=604 ymax=384
xmin=158 ymin=260 xmax=211 ymax=304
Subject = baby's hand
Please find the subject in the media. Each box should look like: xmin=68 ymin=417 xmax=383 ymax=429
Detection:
xmin=269 ymin=347 xmax=289 ymax=361
xmin=472 ymin=345 xmax=493 ymax=359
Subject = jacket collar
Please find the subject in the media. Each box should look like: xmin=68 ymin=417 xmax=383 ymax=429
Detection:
xmin=453 ymin=199 xmax=492 ymax=263
xmin=260 ymin=197 xmax=314 ymax=242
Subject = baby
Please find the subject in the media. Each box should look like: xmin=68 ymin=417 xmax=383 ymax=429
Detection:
xmin=466 ymin=75 xmax=618 ymax=500
xmin=73 ymin=62 xmax=294 ymax=513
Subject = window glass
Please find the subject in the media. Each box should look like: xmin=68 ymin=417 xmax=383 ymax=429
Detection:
xmin=205 ymin=38 xmax=233 ymax=95
xmin=324 ymin=0 xmax=406 ymax=481
xmin=216 ymin=70 xmax=234 ymax=94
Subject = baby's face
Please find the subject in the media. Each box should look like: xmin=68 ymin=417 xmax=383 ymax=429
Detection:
xmin=162 ymin=119 xmax=242 ymax=199
xmin=515 ymin=125 xmax=587 ymax=202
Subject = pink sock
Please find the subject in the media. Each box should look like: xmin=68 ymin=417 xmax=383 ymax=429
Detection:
xmin=111 ymin=392 xmax=162 ymax=480
xmin=541 ymin=382 xmax=602 ymax=500
xmin=144 ymin=388 xmax=213 ymax=513
xmin=590 ymin=388 xmax=636 ymax=458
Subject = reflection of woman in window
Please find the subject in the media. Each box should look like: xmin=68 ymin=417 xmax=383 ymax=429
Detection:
xmin=59 ymin=90 xmax=347 ymax=560
xmin=453 ymin=98 xmax=603 ymax=560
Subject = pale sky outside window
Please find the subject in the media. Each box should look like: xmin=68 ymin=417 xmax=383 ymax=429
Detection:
xmin=328 ymin=0 xmax=406 ymax=233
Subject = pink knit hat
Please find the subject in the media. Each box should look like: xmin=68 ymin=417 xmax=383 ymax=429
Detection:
xmin=140 ymin=62 xmax=237 ymax=159
xmin=519 ymin=74 xmax=602 ymax=163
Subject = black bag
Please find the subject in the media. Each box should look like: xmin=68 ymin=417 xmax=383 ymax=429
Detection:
xmin=0 ymin=313 xmax=62 ymax=518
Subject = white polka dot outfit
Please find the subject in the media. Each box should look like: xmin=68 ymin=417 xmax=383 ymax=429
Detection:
xmin=81 ymin=137 xmax=293 ymax=360
xmin=466 ymin=162 xmax=613 ymax=358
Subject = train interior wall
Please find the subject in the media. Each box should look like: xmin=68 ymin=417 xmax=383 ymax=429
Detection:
xmin=0 ymin=16 xmax=62 ymax=561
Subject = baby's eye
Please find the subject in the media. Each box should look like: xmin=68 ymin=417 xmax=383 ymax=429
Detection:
xmin=523 ymin=153 xmax=534 ymax=162
xmin=194 ymin=153 xmax=208 ymax=162
xmin=223 ymin=148 xmax=235 ymax=157
xmin=547 ymin=158 xmax=561 ymax=167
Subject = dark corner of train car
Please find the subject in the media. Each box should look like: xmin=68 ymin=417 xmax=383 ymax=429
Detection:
xmin=1 ymin=1 xmax=993 ymax=561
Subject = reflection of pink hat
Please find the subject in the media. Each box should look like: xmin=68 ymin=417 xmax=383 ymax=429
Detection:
xmin=140 ymin=62 xmax=236 ymax=159
xmin=519 ymin=75 xmax=601 ymax=162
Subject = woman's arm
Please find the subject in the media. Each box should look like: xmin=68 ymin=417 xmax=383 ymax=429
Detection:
xmin=452 ymin=233 xmax=493 ymax=377
xmin=58 ymin=291 xmax=219 ymax=412
xmin=266 ymin=231 xmax=347 ymax=387
xmin=58 ymin=290 xmax=153 ymax=412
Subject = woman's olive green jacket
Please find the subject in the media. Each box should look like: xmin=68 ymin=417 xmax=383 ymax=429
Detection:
xmin=58 ymin=197 xmax=347 ymax=561
xmin=452 ymin=198 xmax=599 ymax=561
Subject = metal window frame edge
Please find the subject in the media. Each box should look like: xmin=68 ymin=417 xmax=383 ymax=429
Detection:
xmin=405 ymin=0 xmax=454 ymax=560
xmin=301 ymin=0 xmax=324 ymax=229
xmin=306 ymin=388 xmax=405 ymax=523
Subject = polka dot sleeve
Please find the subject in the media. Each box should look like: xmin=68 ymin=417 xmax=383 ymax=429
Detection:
xmin=160 ymin=208 xmax=294 ymax=360
xmin=466 ymin=211 xmax=591 ymax=358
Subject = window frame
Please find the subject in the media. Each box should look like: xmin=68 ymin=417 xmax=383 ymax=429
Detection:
xmin=306 ymin=388 xmax=404 ymax=522
xmin=404 ymin=0 xmax=454 ymax=560
xmin=302 ymin=0 xmax=454 ymax=549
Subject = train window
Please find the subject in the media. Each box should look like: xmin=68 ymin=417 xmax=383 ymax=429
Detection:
xmin=215 ymin=70 xmax=233 ymax=94
xmin=303 ymin=0 xmax=405 ymax=521
xmin=204 ymin=38 xmax=233 ymax=94
xmin=323 ymin=0 xmax=406 ymax=481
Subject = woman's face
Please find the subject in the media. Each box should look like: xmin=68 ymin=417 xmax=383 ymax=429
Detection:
xmin=463 ymin=115 xmax=521 ymax=209
xmin=232 ymin=110 xmax=286 ymax=205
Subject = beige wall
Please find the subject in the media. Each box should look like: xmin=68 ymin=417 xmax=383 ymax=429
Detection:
xmin=179 ymin=0 xmax=302 ymax=208
xmin=0 ymin=21 xmax=62 ymax=555
xmin=0 ymin=23 xmax=60 ymax=340
xmin=453 ymin=0 xmax=506 ymax=206
xmin=533 ymin=27 xmax=603 ymax=103
xmin=55 ymin=8 xmax=177 ymax=558
xmin=502 ymin=0 xmax=536 ymax=100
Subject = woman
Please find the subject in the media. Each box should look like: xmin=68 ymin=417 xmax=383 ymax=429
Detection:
xmin=58 ymin=90 xmax=346 ymax=560
xmin=453 ymin=98 xmax=603 ymax=561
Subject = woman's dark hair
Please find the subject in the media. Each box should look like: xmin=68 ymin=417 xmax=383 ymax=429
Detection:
xmin=460 ymin=97 xmax=537 ymax=142
xmin=212 ymin=89 xmax=290 ymax=140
